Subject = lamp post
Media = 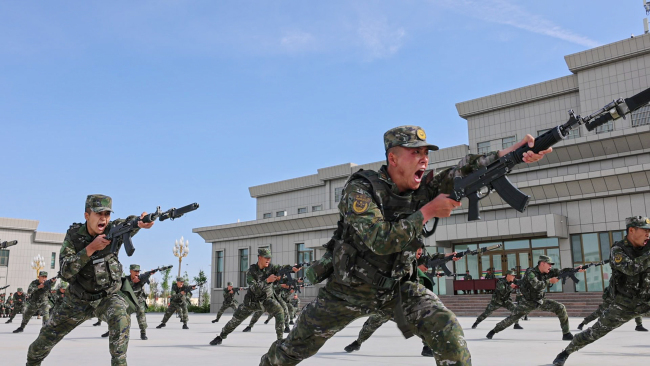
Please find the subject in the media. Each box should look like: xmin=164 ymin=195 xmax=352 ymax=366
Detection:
xmin=31 ymin=254 xmax=45 ymax=278
xmin=173 ymin=236 xmax=189 ymax=278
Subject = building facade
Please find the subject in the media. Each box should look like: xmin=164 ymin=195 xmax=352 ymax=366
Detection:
xmin=0 ymin=217 xmax=65 ymax=295
xmin=194 ymin=34 xmax=650 ymax=312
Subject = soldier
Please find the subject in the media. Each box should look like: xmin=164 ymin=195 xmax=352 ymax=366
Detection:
xmin=6 ymin=288 xmax=25 ymax=323
xmin=25 ymin=194 xmax=154 ymax=366
xmin=263 ymin=281 xmax=291 ymax=333
xmin=288 ymin=293 xmax=300 ymax=325
xmin=13 ymin=272 xmax=57 ymax=333
xmin=0 ymin=293 xmax=5 ymax=318
xmin=6 ymin=298 xmax=14 ymax=318
xmin=212 ymin=282 xmax=240 ymax=323
xmin=471 ymin=270 xmax=522 ymax=329
xmin=486 ymin=255 xmax=584 ymax=340
xmin=484 ymin=268 xmax=496 ymax=280
xmin=125 ymin=264 xmax=153 ymax=340
xmin=461 ymin=270 xmax=473 ymax=294
xmin=576 ymin=285 xmax=646 ymax=332
xmin=260 ymin=125 xmax=551 ymax=366
xmin=49 ymin=282 xmax=68 ymax=317
xmin=156 ymin=277 xmax=194 ymax=329
xmin=210 ymin=248 xmax=300 ymax=345
xmin=553 ymin=216 xmax=650 ymax=365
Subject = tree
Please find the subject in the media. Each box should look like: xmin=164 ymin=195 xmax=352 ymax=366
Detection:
xmin=148 ymin=278 xmax=160 ymax=305
xmin=161 ymin=267 xmax=172 ymax=306
xmin=193 ymin=269 xmax=208 ymax=306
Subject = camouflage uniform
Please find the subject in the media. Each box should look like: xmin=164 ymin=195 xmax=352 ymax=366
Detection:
xmin=489 ymin=257 xmax=571 ymax=338
xmin=19 ymin=273 xmax=55 ymax=329
xmin=159 ymin=279 xmax=192 ymax=326
xmin=7 ymin=290 xmax=25 ymax=322
xmin=214 ymin=282 xmax=239 ymax=322
xmin=288 ymin=295 xmax=300 ymax=322
xmin=126 ymin=264 xmax=151 ymax=335
xmin=212 ymin=248 xmax=294 ymax=343
xmin=49 ymin=284 xmax=67 ymax=317
xmin=554 ymin=217 xmax=650 ymax=365
xmin=260 ymin=126 xmax=497 ymax=366
xmin=265 ymin=281 xmax=291 ymax=329
xmin=26 ymin=195 xmax=141 ymax=366
xmin=246 ymin=310 xmax=265 ymax=329
xmin=473 ymin=272 xmax=520 ymax=327
xmin=578 ymin=285 xmax=642 ymax=328
xmin=0 ymin=294 xmax=5 ymax=317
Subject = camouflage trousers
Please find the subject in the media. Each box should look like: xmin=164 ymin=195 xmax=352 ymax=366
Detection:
xmin=221 ymin=297 xmax=284 ymax=340
xmin=248 ymin=310 xmax=264 ymax=327
xmin=265 ymin=296 xmax=289 ymax=327
xmin=260 ymin=280 xmax=470 ymax=366
xmin=21 ymin=302 xmax=51 ymax=329
xmin=581 ymin=296 xmax=642 ymax=327
xmin=27 ymin=293 xmax=131 ymax=366
xmin=9 ymin=303 xmax=24 ymax=320
xmin=356 ymin=312 xmax=428 ymax=347
xmin=474 ymin=300 xmax=519 ymax=326
xmin=287 ymin=303 xmax=296 ymax=320
xmin=216 ymin=300 xmax=238 ymax=320
xmin=162 ymin=301 xmax=187 ymax=324
xmin=493 ymin=298 xmax=568 ymax=334
xmin=565 ymin=298 xmax=650 ymax=354
xmin=134 ymin=301 xmax=147 ymax=331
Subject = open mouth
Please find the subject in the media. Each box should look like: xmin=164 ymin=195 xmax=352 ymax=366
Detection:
xmin=414 ymin=168 xmax=426 ymax=183
xmin=97 ymin=222 xmax=107 ymax=232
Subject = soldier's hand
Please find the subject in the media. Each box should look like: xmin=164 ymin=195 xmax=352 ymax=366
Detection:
xmin=421 ymin=194 xmax=462 ymax=222
xmin=38 ymin=284 xmax=44 ymax=289
xmin=450 ymin=251 xmax=462 ymax=262
xmin=510 ymin=283 xmax=517 ymax=289
xmin=499 ymin=134 xmax=552 ymax=163
xmin=132 ymin=276 xmax=140 ymax=283
xmin=138 ymin=212 xmax=155 ymax=229
xmin=267 ymin=275 xmax=279 ymax=283
xmin=86 ymin=234 xmax=111 ymax=256
xmin=549 ymin=277 xmax=560 ymax=284
xmin=180 ymin=291 xmax=185 ymax=295
xmin=281 ymin=284 xmax=289 ymax=289
xmin=229 ymin=290 xmax=234 ymax=294
xmin=292 ymin=267 xmax=300 ymax=273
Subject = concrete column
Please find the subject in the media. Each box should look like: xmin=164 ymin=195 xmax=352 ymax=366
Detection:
xmin=559 ymin=237 xmax=575 ymax=292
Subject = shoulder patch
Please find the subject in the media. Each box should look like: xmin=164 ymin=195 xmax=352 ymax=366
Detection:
xmin=351 ymin=193 xmax=372 ymax=214
xmin=614 ymin=253 xmax=624 ymax=264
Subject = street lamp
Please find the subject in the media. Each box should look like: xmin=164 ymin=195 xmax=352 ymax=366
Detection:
xmin=173 ymin=236 xmax=189 ymax=278
xmin=31 ymin=254 xmax=45 ymax=278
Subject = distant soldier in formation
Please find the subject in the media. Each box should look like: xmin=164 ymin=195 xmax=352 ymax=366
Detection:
xmin=553 ymin=216 xmax=650 ymax=365
xmin=6 ymin=288 xmax=25 ymax=323
xmin=263 ymin=280 xmax=291 ymax=333
xmin=210 ymin=248 xmax=300 ymax=345
xmin=5 ymin=298 xmax=14 ymax=318
xmin=125 ymin=264 xmax=154 ymax=340
xmin=0 ymin=293 xmax=5 ymax=318
xmin=49 ymin=282 xmax=68 ymax=317
xmin=14 ymin=271 xmax=56 ymax=333
xmin=576 ymin=284 xmax=646 ymax=332
xmin=471 ymin=270 xmax=522 ymax=330
xmin=287 ymin=292 xmax=300 ymax=325
xmin=212 ymin=282 xmax=240 ymax=323
xmin=156 ymin=277 xmax=194 ymax=330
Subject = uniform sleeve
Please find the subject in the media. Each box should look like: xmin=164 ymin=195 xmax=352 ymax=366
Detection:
xmin=610 ymin=246 xmax=650 ymax=275
xmin=247 ymin=268 xmax=263 ymax=292
xmin=524 ymin=270 xmax=549 ymax=291
xmin=425 ymin=152 xmax=500 ymax=195
xmin=58 ymin=232 xmax=91 ymax=280
xmin=27 ymin=282 xmax=38 ymax=296
xmin=139 ymin=272 xmax=152 ymax=284
xmin=341 ymin=180 xmax=424 ymax=255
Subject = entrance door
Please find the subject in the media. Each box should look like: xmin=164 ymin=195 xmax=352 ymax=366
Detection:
xmin=503 ymin=251 xmax=531 ymax=278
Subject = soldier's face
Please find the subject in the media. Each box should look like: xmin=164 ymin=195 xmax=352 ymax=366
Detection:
xmin=38 ymin=276 xmax=47 ymax=283
xmin=506 ymin=274 xmax=515 ymax=282
xmin=227 ymin=285 xmax=232 ymax=290
xmin=629 ymin=227 xmax=650 ymax=247
xmin=538 ymin=262 xmax=552 ymax=273
xmin=130 ymin=270 xmax=140 ymax=280
xmin=85 ymin=210 xmax=111 ymax=236
xmin=258 ymin=256 xmax=271 ymax=268
xmin=416 ymin=248 xmax=423 ymax=259
xmin=388 ymin=146 xmax=429 ymax=192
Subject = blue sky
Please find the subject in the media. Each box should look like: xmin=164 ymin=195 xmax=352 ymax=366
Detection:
xmin=0 ymin=1 xmax=644 ymax=289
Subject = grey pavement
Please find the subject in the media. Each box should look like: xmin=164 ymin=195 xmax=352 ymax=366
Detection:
xmin=1 ymin=313 xmax=649 ymax=365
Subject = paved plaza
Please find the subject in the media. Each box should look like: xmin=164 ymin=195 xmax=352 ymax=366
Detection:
xmin=1 ymin=313 xmax=649 ymax=365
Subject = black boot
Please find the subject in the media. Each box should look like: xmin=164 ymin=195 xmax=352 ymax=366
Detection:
xmin=284 ymin=325 xmax=290 ymax=333
xmin=5 ymin=319 xmax=12 ymax=324
xmin=183 ymin=323 xmax=189 ymax=330
xmin=577 ymin=322 xmax=584 ymax=330
xmin=93 ymin=320 xmax=101 ymax=326
xmin=553 ymin=351 xmax=569 ymax=366
xmin=289 ymin=320 xmax=294 ymax=325
xmin=141 ymin=332 xmax=148 ymax=340
xmin=562 ymin=333 xmax=573 ymax=341
xmin=486 ymin=330 xmax=495 ymax=339
xmin=101 ymin=331 xmax=109 ymax=338
xmin=264 ymin=318 xmax=270 ymax=325
xmin=523 ymin=315 xmax=528 ymax=321
xmin=513 ymin=323 xmax=524 ymax=330
xmin=212 ymin=317 xmax=220 ymax=323
xmin=156 ymin=323 xmax=166 ymax=329
xmin=421 ymin=345 xmax=434 ymax=357
xmin=344 ymin=340 xmax=361 ymax=353
xmin=471 ymin=322 xmax=478 ymax=329
xmin=209 ymin=335 xmax=223 ymax=345
xmin=13 ymin=327 xmax=23 ymax=333
xmin=636 ymin=325 xmax=648 ymax=332
xmin=242 ymin=326 xmax=252 ymax=332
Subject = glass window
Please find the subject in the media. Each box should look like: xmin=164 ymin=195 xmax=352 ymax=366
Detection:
xmin=595 ymin=120 xmax=613 ymax=134
xmin=239 ymin=248 xmax=249 ymax=287
xmin=479 ymin=242 xmax=501 ymax=249
xmin=631 ymin=102 xmax=650 ymax=127
xmin=0 ymin=249 xmax=8 ymax=266
xmin=546 ymin=248 xmax=563 ymax=292
xmin=50 ymin=252 xmax=56 ymax=269
xmin=612 ymin=230 xmax=625 ymax=243
xmin=531 ymin=238 xmax=559 ymax=248
xmin=571 ymin=235 xmax=583 ymax=263
xmin=501 ymin=136 xmax=517 ymax=149
xmin=504 ymin=240 xmax=529 ymax=250
xmin=297 ymin=207 xmax=307 ymax=214
xmin=599 ymin=232 xmax=611 ymax=261
xmin=334 ymin=187 xmax=344 ymax=203
xmin=296 ymin=243 xmax=314 ymax=280
xmin=215 ymin=251 xmax=224 ymax=288
xmin=312 ymin=205 xmax=323 ymax=212
xmin=477 ymin=141 xmax=490 ymax=155
xmin=276 ymin=211 xmax=286 ymax=217
xmin=566 ymin=128 xmax=580 ymax=139
xmin=582 ymin=233 xmax=600 ymax=262
xmin=263 ymin=213 xmax=272 ymax=219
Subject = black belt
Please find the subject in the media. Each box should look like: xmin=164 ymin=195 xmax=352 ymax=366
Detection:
xmin=69 ymin=284 xmax=109 ymax=301
xmin=353 ymin=256 xmax=396 ymax=290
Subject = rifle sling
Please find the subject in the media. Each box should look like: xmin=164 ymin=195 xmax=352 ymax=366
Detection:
xmin=352 ymin=255 xmax=396 ymax=290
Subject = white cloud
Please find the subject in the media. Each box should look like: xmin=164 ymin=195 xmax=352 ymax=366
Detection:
xmin=440 ymin=0 xmax=600 ymax=48
xmin=357 ymin=18 xmax=406 ymax=60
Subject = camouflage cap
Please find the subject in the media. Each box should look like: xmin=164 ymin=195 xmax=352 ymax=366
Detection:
xmin=227 ymin=282 xmax=233 ymax=286
xmin=538 ymin=255 xmax=554 ymax=265
xmin=384 ymin=126 xmax=439 ymax=152
xmin=17 ymin=288 xmax=23 ymax=292
xmin=59 ymin=282 xmax=69 ymax=289
xmin=625 ymin=216 xmax=650 ymax=229
xmin=176 ymin=277 xmax=184 ymax=282
xmin=39 ymin=271 xmax=48 ymax=277
xmin=129 ymin=264 xmax=141 ymax=271
xmin=85 ymin=194 xmax=113 ymax=213
xmin=504 ymin=270 xmax=515 ymax=276
xmin=258 ymin=248 xmax=272 ymax=258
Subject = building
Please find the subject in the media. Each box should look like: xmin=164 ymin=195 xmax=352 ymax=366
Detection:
xmin=194 ymin=34 xmax=650 ymax=312
xmin=0 ymin=218 xmax=65 ymax=295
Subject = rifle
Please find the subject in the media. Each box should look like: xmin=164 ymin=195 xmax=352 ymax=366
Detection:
xmin=277 ymin=263 xmax=309 ymax=293
xmin=0 ymin=240 xmax=17 ymax=249
xmin=231 ymin=287 xmax=247 ymax=295
xmin=423 ymin=86 xmax=650 ymax=232
xmin=426 ymin=244 xmax=502 ymax=276
xmin=555 ymin=260 xmax=610 ymax=285
xmin=43 ymin=276 xmax=58 ymax=289
xmin=106 ymin=202 xmax=199 ymax=256
xmin=0 ymin=285 xmax=9 ymax=291
xmin=148 ymin=265 xmax=173 ymax=274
